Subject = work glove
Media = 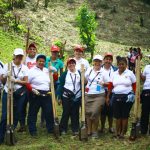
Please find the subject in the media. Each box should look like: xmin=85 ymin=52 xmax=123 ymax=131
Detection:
xmin=126 ymin=92 xmax=135 ymax=103
xmin=32 ymin=89 xmax=40 ymax=95
xmin=49 ymin=66 xmax=57 ymax=72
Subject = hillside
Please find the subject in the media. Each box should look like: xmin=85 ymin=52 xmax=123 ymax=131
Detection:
xmin=0 ymin=0 xmax=150 ymax=64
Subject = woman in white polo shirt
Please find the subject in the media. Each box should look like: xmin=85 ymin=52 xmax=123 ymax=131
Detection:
xmin=85 ymin=55 xmax=106 ymax=139
xmin=57 ymin=58 xmax=81 ymax=136
xmin=140 ymin=57 xmax=150 ymax=135
xmin=107 ymin=57 xmax=136 ymax=139
xmin=0 ymin=48 xmax=28 ymax=144
xmin=27 ymin=54 xmax=56 ymax=136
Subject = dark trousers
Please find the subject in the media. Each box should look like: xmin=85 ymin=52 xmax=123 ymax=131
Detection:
xmin=140 ymin=90 xmax=150 ymax=134
xmin=21 ymin=93 xmax=29 ymax=127
xmin=0 ymin=90 xmax=26 ymax=142
xmin=41 ymin=82 xmax=58 ymax=123
xmin=60 ymin=97 xmax=81 ymax=133
xmin=27 ymin=93 xmax=54 ymax=134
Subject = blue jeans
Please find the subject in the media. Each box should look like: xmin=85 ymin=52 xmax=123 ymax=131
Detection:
xmin=27 ymin=93 xmax=54 ymax=134
xmin=0 ymin=90 xmax=26 ymax=142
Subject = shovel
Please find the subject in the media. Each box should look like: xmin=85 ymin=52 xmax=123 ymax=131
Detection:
xmin=129 ymin=56 xmax=141 ymax=141
xmin=79 ymin=64 xmax=88 ymax=141
xmin=5 ymin=63 xmax=16 ymax=145
xmin=49 ymin=63 xmax=60 ymax=138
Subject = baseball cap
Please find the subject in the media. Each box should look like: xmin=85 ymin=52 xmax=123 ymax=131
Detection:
xmin=104 ymin=52 xmax=113 ymax=59
xmin=74 ymin=45 xmax=84 ymax=52
xmin=67 ymin=58 xmax=76 ymax=65
xmin=51 ymin=45 xmax=60 ymax=52
xmin=28 ymin=43 xmax=36 ymax=49
xmin=13 ymin=48 xmax=24 ymax=56
xmin=93 ymin=55 xmax=103 ymax=61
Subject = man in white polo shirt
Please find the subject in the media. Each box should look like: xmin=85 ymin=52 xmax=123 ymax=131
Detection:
xmin=74 ymin=45 xmax=90 ymax=71
xmin=27 ymin=54 xmax=54 ymax=136
xmin=100 ymin=52 xmax=118 ymax=133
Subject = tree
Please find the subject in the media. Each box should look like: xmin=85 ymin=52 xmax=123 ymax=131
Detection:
xmin=76 ymin=4 xmax=97 ymax=62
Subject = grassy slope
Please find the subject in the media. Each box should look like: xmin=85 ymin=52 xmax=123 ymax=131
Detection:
xmin=0 ymin=0 xmax=150 ymax=149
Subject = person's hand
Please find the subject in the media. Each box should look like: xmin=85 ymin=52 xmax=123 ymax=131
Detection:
xmin=10 ymin=76 xmax=17 ymax=83
xmin=2 ymin=71 xmax=11 ymax=78
xmin=49 ymin=66 xmax=57 ymax=72
xmin=58 ymin=99 xmax=62 ymax=105
xmin=32 ymin=89 xmax=40 ymax=95
xmin=99 ymin=81 xmax=104 ymax=86
xmin=106 ymin=97 xmax=110 ymax=106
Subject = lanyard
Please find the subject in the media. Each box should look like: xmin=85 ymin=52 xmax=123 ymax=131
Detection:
xmin=70 ymin=73 xmax=76 ymax=92
xmin=88 ymin=70 xmax=100 ymax=87
xmin=12 ymin=66 xmax=22 ymax=79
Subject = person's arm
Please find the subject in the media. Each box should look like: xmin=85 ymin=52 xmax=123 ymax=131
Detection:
xmin=15 ymin=76 xmax=28 ymax=85
xmin=106 ymin=82 xmax=113 ymax=105
xmin=60 ymin=68 xmax=63 ymax=76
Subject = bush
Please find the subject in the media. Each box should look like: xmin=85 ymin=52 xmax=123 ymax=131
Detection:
xmin=76 ymin=4 xmax=97 ymax=62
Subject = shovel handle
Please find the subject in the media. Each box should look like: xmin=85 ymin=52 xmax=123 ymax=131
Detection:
xmin=7 ymin=63 xmax=11 ymax=125
xmin=81 ymin=64 xmax=85 ymax=122
xmin=134 ymin=56 xmax=141 ymax=121
xmin=10 ymin=63 xmax=14 ymax=125
xmin=49 ymin=63 xmax=57 ymax=118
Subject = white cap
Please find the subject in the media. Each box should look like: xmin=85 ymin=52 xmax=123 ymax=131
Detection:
xmin=93 ymin=55 xmax=103 ymax=61
xmin=13 ymin=48 xmax=24 ymax=56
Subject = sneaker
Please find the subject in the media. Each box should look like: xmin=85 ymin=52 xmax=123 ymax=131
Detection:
xmin=72 ymin=132 xmax=79 ymax=136
xmin=109 ymin=128 xmax=114 ymax=134
xmin=91 ymin=132 xmax=99 ymax=139
xmin=17 ymin=126 xmax=26 ymax=132
xmin=30 ymin=132 xmax=37 ymax=137
xmin=61 ymin=131 xmax=67 ymax=135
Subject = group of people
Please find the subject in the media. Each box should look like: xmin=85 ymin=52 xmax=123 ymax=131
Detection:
xmin=0 ymin=43 xmax=149 ymax=144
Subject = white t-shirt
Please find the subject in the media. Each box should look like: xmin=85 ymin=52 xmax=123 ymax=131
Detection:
xmin=64 ymin=70 xmax=81 ymax=98
xmin=28 ymin=66 xmax=50 ymax=91
xmin=143 ymin=65 xmax=150 ymax=90
xmin=85 ymin=67 xmax=105 ymax=94
xmin=101 ymin=66 xmax=116 ymax=83
xmin=3 ymin=62 xmax=28 ymax=92
xmin=25 ymin=56 xmax=37 ymax=69
xmin=110 ymin=69 xmax=136 ymax=94
xmin=74 ymin=57 xmax=90 ymax=71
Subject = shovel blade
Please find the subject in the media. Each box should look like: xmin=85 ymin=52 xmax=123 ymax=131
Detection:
xmin=79 ymin=125 xmax=88 ymax=141
xmin=5 ymin=125 xmax=16 ymax=146
xmin=129 ymin=122 xmax=137 ymax=141
xmin=54 ymin=119 xmax=60 ymax=139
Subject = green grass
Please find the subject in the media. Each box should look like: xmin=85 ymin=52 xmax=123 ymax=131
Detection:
xmin=0 ymin=28 xmax=24 ymax=63
xmin=0 ymin=104 xmax=150 ymax=150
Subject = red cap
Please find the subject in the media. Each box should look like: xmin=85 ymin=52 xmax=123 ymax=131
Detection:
xmin=51 ymin=45 xmax=60 ymax=52
xmin=67 ymin=58 xmax=76 ymax=66
xmin=74 ymin=45 xmax=84 ymax=52
xmin=28 ymin=43 xmax=36 ymax=49
xmin=104 ymin=52 xmax=113 ymax=59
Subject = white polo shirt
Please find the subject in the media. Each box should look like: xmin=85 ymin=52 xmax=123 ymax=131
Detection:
xmin=101 ymin=66 xmax=116 ymax=83
xmin=64 ymin=70 xmax=81 ymax=98
xmin=143 ymin=65 xmax=150 ymax=90
xmin=85 ymin=67 xmax=105 ymax=94
xmin=111 ymin=69 xmax=136 ymax=94
xmin=28 ymin=66 xmax=50 ymax=91
xmin=74 ymin=57 xmax=90 ymax=71
xmin=3 ymin=62 xmax=28 ymax=92
xmin=25 ymin=55 xmax=37 ymax=69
